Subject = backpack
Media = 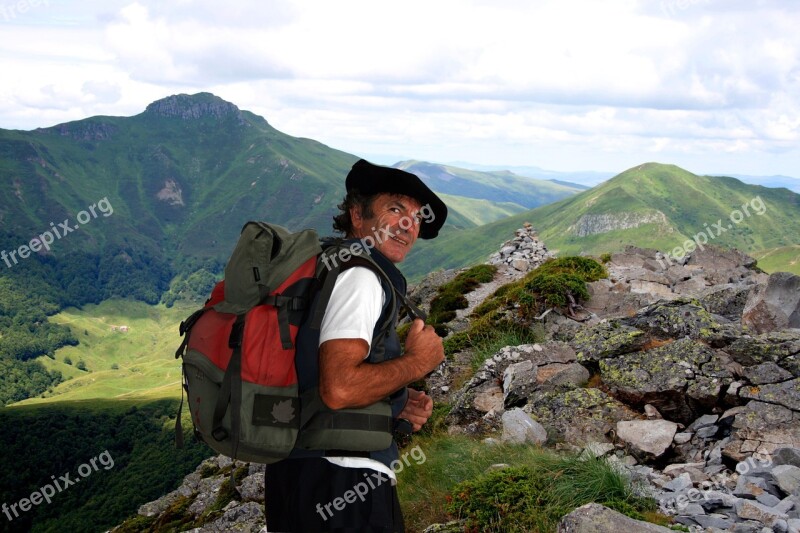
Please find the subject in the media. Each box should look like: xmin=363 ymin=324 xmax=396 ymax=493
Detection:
xmin=174 ymin=221 xmax=425 ymax=464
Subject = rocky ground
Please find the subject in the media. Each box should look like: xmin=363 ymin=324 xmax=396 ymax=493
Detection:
xmin=115 ymin=227 xmax=800 ymax=533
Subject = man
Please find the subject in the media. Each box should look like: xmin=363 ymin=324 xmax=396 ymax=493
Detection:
xmin=265 ymin=159 xmax=447 ymax=532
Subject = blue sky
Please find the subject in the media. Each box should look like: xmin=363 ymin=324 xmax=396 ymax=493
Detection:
xmin=1 ymin=0 xmax=798 ymax=176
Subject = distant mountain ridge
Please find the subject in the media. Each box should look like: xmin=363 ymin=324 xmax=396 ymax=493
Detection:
xmin=401 ymin=162 xmax=800 ymax=279
xmin=393 ymin=160 xmax=584 ymax=209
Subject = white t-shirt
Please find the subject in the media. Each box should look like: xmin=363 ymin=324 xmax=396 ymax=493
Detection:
xmin=318 ymin=266 xmax=398 ymax=482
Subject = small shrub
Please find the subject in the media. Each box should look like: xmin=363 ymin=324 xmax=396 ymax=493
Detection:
xmin=447 ymin=454 xmax=656 ymax=532
xmin=76 ymin=360 xmax=87 ymax=371
xmin=64 ymin=356 xmax=72 ymax=365
xmin=600 ymin=252 xmax=612 ymax=264
xmin=111 ymin=363 xmax=119 ymax=370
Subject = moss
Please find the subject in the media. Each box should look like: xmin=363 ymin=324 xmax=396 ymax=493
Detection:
xmin=218 ymin=466 xmax=248 ymax=508
xmin=396 ymin=321 xmax=412 ymax=344
xmin=114 ymin=514 xmax=158 ymax=533
xmin=149 ymin=494 xmax=196 ymax=532
xmin=199 ymin=461 xmax=220 ymax=478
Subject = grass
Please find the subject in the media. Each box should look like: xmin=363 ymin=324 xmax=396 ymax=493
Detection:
xmin=396 ymin=435 xmax=659 ymax=533
xmin=752 ymin=245 xmax=800 ymax=275
xmin=14 ymin=298 xmax=195 ymax=404
xmin=466 ymin=327 xmax=545 ymax=372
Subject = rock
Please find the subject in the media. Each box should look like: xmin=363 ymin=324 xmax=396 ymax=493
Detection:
xmin=742 ymin=363 xmax=794 ymax=385
xmin=501 ymin=408 xmax=547 ymax=445
xmin=701 ymin=283 xmax=756 ymax=322
xmin=616 ymin=419 xmax=678 ymax=458
xmin=422 ymin=521 xmax=466 ymax=532
xmin=773 ymin=465 xmax=800 ymax=496
xmin=570 ymin=322 xmax=647 ymax=363
xmin=198 ymin=501 xmax=265 ymax=532
xmin=557 ymin=502 xmax=674 ymax=532
xmin=527 ymin=388 xmax=639 ymax=446
xmin=736 ymin=498 xmax=790 ymax=526
xmin=755 ymin=493 xmax=782 ymax=507
xmin=644 ymin=404 xmax=662 ymax=419
xmin=726 ymin=331 xmax=800 ymax=367
xmin=739 ymin=378 xmax=800 ymax=412
xmin=511 ymin=258 xmax=529 ymax=271
xmin=535 ymin=363 xmax=590 ymax=390
xmin=138 ymin=489 xmax=184 ymax=518
xmin=601 ymin=337 xmax=734 ymax=423
xmin=690 ymin=414 xmax=721 ymax=430
xmin=503 ymin=360 xmax=537 ymax=407
xmin=581 ymin=442 xmax=615 ymax=458
xmin=726 ymin=402 xmax=800 ymax=460
xmin=664 ymin=473 xmax=694 ymax=492
xmin=735 ymin=475 xmax=770 ymax=499
xmin=584 ymin=280 xmax=654 ymax=319
xmin=774 ymin=448 xmax=800 ymax=469
xmin=238 ymin=471 xmax=264 ymax=502
xmin=694 ymin=514 xmax=736 ymax=529
xmin=472 ymin=385 xmax=504 ymax=413
xmin=674 ymin=432 xmax=693 ymax=444
xmin=621 ymin=298 xmax=740 ymax=347
xmin=742 ymin=272 xmax=800 ymax=334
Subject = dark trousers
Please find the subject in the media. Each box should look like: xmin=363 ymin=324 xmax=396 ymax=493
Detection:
xmin=265 ymin=457 xmax=405 ymax=533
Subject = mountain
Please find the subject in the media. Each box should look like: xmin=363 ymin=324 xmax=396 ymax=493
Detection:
xmin=448 ymin=161 xmax=612 ymax=187
xmin=0 ymin=92 xmax=581 ymax=404
xmin=717 ymin=174 xmax=800 ymax=193
xmin=401 ymin=163 xmax=800 ymax=279
xmin=393 ymin=160 xmax=585 ymax=209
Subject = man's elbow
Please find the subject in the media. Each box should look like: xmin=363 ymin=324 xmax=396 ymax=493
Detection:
xmin=319 ymin=383 xmax=351 ymax=410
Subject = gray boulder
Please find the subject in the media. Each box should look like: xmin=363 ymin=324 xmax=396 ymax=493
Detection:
xmin=742 ymin=272 xmax=800 ymax=334
xmin=527 ymin=387 xmax=639 ymax=446
xmin=557 ymin=502 xmax=674 ymax=532
xmin=601 ymin=337 xmax=735 ymax=423
xmin=501 ymin=408 xmax=547 ymax=445
xmin=570 ymin=321 xmax=646 ymax=363
xmin=724 ymin=401 xmax=800 ymax=460
xmin=772 ymin=465 xmax=800 ymax=496
xmin=617 ymin=419 xmax=678 ymax=458
xmin=700 ymin=283 xmax=756 ymax=322
xmin=621 ymin=298 xmax=740 ymax=347
xmin=739 ymin=377 xmax=800 ymax=412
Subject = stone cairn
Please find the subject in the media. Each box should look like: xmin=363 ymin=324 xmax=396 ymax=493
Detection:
xmin=487 ymin=222 xmax=552 ymax=276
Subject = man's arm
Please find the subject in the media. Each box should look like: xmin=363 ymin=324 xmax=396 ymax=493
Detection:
xmin=318 ymin=318 xmax=443 ymax=410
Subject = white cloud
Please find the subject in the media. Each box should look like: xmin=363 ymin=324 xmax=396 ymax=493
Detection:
xmin=0 ymin=0 xmax=798 ymax=175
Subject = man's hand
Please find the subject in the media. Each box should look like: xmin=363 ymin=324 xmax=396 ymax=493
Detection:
xmin=399 ymin=388 xmax=433 ymax=431
xmin=403 ymin=318 xmax=444 ymax=377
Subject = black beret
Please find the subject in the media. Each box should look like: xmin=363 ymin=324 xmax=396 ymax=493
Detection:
xmin=345 ymin=159 xmax=447 ymax=239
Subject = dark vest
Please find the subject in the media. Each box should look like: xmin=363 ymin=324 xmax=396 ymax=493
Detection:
xmin=291 ymin=240 xmax=409 ymax=468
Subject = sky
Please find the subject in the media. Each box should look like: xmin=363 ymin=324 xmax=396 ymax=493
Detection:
xmin=1 ymin=0 xmax=798 ymax=177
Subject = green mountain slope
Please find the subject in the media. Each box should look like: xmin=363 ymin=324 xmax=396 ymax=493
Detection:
xmin=0 ymin=93 xmax=572 ymax=404
xmin=401 ymin=163 xmax=800 ymax=279
xmin=753 ymin=245 xmax=800 ymax=275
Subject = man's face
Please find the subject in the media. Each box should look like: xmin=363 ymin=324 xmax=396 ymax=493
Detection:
xmin=350 ymin=193 xmax=423 ymax=263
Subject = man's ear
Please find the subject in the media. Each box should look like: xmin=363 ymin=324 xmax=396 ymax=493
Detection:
xmin=350 ymin=205 xmax=363 ymax=232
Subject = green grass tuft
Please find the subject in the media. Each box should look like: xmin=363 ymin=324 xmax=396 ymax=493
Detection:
xmin=397 ymin=435 xmax=659 ymax=533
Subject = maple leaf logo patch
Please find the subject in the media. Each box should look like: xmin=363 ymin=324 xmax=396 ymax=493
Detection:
xmin=272 ymin=399 xmax=295 ymax=424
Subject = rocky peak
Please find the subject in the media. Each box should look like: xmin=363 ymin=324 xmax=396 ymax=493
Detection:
xmin=144 ymin=93 xmax=245 ymax=124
